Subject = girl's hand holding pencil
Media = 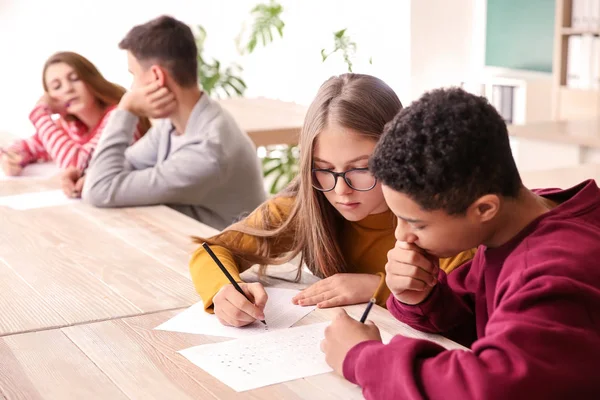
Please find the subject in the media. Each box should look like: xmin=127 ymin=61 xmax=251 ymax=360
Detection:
xmin=202 ymin=243 xmax=268 ymax=328
xmin=213 ymin=282 xmax=268 ymax=327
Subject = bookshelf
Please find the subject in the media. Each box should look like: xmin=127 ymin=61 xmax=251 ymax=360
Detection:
xmin=462 ymin=68 xmax=553 ymax=125
xmin=553 ymin=0 xmax=600 ymax=119
xmin=561 ymin=27 xmax=600 ymax=34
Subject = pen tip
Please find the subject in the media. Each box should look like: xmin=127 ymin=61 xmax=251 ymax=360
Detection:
xmin=260 ymin=320 xmax=267 ymax=325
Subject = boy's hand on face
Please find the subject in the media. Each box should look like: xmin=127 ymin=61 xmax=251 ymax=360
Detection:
xmin=292 ymin=273 xmax=380 ymax=309
xmin=119 ymin=81 xmax=176 ymax=119
xmin=386 ymin=241 xmax=439 ymax=305
xmin=321 ymin=309 xmax=382 ymax=375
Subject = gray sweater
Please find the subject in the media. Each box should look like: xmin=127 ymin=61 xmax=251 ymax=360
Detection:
xmin=82 ymin=94 xmax=266 ymax=230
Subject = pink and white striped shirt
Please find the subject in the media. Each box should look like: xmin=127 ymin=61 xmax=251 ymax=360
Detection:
xmin=9 ymin=104 xmax=142 ymax=171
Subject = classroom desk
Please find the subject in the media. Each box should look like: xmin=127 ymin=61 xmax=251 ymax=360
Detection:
xmin=508 ymin=119 xmax=600 ymax=171
xmin=218 ymin=97 xmax=307 ymax=147
xmin=520 ymin=163 xmax=600 ymax=189
xmin=0 ymin=178 xmax=218 ymax=336
xmin=0 ymin=164 xmax=466 ymax=398
xmin=509 ymin=119 xmax=600 ymax=149
xmin=0 ymin=302 xmax=466 ymax=400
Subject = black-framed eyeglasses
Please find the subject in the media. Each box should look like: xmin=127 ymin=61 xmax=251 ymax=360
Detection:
xmin=311 ymin=168 xmax=377 ymax=192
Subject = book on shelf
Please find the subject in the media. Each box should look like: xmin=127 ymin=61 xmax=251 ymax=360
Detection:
xmin=490 ymin=85 xmax=515 ymax=125
xmin=567 ymin=34 xmax=600 ymax=89
xmin=462 ymin=82 xmax=516 ymax=124
xmin=572 ymin=0 xmax=600 ymax=31
xmin=461 ymin=68 xmax=552 ymax=124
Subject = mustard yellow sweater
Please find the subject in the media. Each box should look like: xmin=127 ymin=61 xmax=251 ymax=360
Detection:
xmin=189 ymin=196 xmax=476 ymax=310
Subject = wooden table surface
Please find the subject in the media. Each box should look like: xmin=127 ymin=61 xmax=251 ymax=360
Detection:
xmin=0 ymin=177 xmax=218 ymax=337
xmin=218 ymin=97 xmax=307 ymax=148
xmin=0 ymin=304 xmax=465 ymax=400
xmin=520 ymin=163 xmax=600 ymax=189
xmin=508 ymin=118 xmax=600 ymax=149
xmin=0 ymin=169 xmax=464 ymax=399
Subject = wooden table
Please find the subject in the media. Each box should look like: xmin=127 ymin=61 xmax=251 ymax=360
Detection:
xmin=0 ymin=303 xmax=465 ymax=400
xmin=509 ymin=119 xmax=600 ymax=149
xmin=521 ymin=163 xmax=600 ymax=189
xmin=508 ymin=119 xmax=600 ymax=171
xmin=218 ymin=98 xmax=307 ymax=148
xmin=0 ymin=176 xmax=464 ymax=399
xmin=0 ymin=178 xmax=218 ymax=337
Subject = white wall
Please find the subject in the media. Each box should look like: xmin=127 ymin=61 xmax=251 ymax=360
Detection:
xmin=409 ymin=0 xmax=479 ymax=100
xmin=0 ymin=0 xmax=483 ymax=137
xmin=0 ymin=0 xmax=252 ymax=136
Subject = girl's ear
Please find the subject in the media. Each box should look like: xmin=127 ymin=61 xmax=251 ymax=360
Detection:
xmin=150 ymin=65 xmax=166 ymax=87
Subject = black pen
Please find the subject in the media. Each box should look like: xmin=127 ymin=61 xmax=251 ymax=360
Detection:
xmin=359 ymin=298 xmax=376 ymax=323
xmin=201 ymin=242 xmax=267 ymax=325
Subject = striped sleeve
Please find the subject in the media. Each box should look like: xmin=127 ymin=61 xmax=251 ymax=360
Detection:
xmin=7 ymin=133 xmax=51 ymax=166
xmin=28 ymin=105 xmax=115 ymax=170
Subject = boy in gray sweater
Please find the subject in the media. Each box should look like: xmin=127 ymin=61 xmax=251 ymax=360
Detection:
xmin=77 ymin=16 xmax=266 ymax=230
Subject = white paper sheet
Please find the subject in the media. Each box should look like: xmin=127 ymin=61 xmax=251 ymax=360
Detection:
xmin=0 ymin=190 xmax=78 ymax=210
xmin=155 ymin=287 xmax=316 ymax=338
xmin=0 ymin=162 xmax=60 ymax=180
xmin=179 ymin=322 xmax=332 ymax=392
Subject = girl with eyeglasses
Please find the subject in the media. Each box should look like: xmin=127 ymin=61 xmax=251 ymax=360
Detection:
xmin=189 ymin=73 xmax=476 ymax=327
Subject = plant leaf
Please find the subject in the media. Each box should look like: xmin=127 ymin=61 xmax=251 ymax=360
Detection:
xmin=270 ymin=171 xmax=286 ymax=194
xmin=247 ymin=37 xmax=258 ymax=53
xmin=242 ymin=0 xmax=285 ymax=54
xmin=263 ymin=163 xmax=283 ymax=177
xmin=321 ymin=28 xmax=357 ymax=74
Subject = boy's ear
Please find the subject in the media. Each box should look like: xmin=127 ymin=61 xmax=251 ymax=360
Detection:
xmin=150 ymin=65 xmax=166 ymax=87
xmin=470 ymin=194 xmax=500 ymax=223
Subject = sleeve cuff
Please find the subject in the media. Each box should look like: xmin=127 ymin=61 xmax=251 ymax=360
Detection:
xmin=386 ymin=283 xmax=442 ymax=326
xmin=189 ymin=245 xmax=244 ymax=313
xmin=29 ymin=105 xmax=51 ymax=122
xmin=343 ymin=340 xmax=387 ymax=385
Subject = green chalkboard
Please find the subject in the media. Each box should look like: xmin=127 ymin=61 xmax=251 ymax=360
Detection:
xmin=485 ymin=0 xmax=555 ymax=73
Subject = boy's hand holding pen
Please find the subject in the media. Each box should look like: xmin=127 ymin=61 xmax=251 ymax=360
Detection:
xmin=60 ymin=153 xmax=92 ymax=198
xmin=60 ymin=167 xmax=85 ymax=198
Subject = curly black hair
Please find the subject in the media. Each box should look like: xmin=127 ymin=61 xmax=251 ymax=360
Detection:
xmin=370 ymin=87 xmax=522 ymax=214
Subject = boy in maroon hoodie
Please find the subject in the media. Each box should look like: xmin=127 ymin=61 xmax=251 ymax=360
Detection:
xmin=320 ymin=87 xmax=600 ymax=399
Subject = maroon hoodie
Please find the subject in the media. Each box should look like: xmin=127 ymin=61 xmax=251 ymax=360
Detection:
xmin=343 ymin=180 xmax=600 ymax=400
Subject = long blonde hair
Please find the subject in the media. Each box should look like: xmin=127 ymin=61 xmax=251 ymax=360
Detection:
xmin=195 ymin=73 xmax=402 ymax=279
xmin=42 ymin=51 xmax=151 ymax=135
